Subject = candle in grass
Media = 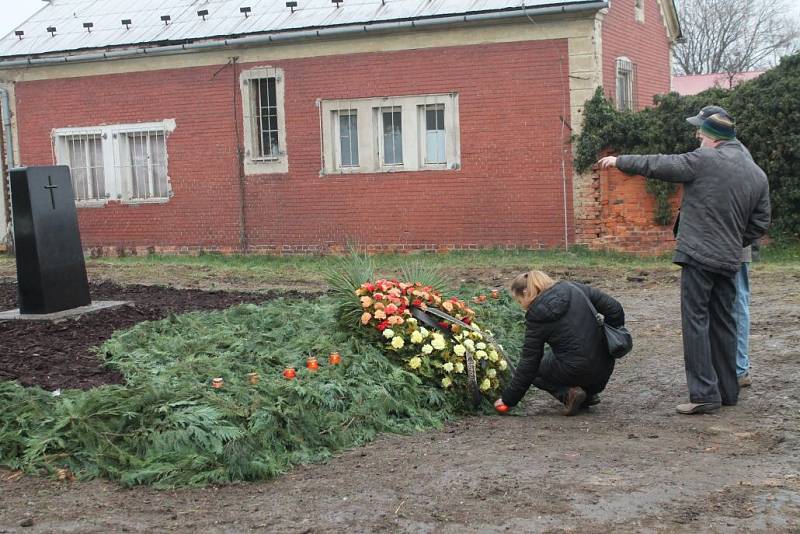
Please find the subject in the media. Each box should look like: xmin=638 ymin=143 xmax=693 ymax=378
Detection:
xmin=247 ymin=372 xmax=259 ymax=385
xmin=306 ymin=357 xmax=319 ymax=371
xmin=211 ymin=378 xmax=224 ymax=389
xmin=329 ymin=352 xmax=342 ymax=365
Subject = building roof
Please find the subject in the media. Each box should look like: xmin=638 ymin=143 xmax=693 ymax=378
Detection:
xmin=671 ymin=71 xmax=765 ymax=95
xmin=0 ymin=0 xmax=606 ymax=62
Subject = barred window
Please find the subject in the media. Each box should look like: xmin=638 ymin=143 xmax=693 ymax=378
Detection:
xmin=616 ymin=57 xmax=636 ymax=112
xmin=53 ymin=121 xmax=173 ymax=205
xmin=240 ymin=67 xmax=287 ymax=174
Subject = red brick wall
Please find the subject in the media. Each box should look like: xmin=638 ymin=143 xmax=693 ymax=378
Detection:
xmin=583 ymin=166 xmax=680 ymax=255
xmin=14 ymin=39 xmax=575 ymax=254
xmin=602 ymin=0 xmax=672 ymax=109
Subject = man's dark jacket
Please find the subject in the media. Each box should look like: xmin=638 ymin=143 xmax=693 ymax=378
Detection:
xmin=501 ymin=282 xmax=625 ymax=407
xmin=617 ymin=140 xmax=770 ymax=273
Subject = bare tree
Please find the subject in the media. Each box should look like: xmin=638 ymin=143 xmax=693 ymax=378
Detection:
xmin=674 ymin=0 xmax=800 ymax=75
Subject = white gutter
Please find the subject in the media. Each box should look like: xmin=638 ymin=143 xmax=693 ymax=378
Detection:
xmin=0 ymin=2 xmax=608 ymax=68
xmin=0 ymin=86 xmax=13 ymax=248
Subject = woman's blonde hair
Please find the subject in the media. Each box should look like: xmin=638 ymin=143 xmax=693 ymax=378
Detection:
xmin=509 ymin=270 xmax=556 ymax=309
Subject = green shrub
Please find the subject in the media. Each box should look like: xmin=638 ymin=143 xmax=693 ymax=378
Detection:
xmin=575 ymin=53 xmax=800 ymax=239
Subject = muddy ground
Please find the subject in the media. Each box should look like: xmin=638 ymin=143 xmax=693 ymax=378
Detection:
xmin=1 ymin=265 xmax=798 ymax=533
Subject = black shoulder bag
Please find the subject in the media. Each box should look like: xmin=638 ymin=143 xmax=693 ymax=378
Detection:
xmin=575 ymin=285 xmax=633 ymax=359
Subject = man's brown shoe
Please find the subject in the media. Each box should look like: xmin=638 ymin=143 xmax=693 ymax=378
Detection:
xmin=738 ymin=373 xmax=752 ymax=388
xmin=563 ymin=387 xmax=587 ymax=416
xmin=676 ymin=402 xmax=721 ymax=415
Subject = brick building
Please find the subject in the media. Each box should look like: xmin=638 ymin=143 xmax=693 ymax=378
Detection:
xmin=0 ymin=0 xmax=681 ymax=255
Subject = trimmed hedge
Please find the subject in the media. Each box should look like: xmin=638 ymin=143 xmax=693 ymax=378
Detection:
xmin=574 ymin=53 xmax=800 ymax=238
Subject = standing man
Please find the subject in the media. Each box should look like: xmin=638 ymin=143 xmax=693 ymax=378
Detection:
xmin=597 ymin=106 xmax=770 ymax=414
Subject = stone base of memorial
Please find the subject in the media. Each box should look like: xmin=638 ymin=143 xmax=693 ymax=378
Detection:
xmin=0 ymin=300 xmax=130 ymax=321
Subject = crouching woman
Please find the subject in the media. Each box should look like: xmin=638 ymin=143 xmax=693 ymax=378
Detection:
xmin=496 ymin=270 xmax=626 ymax=416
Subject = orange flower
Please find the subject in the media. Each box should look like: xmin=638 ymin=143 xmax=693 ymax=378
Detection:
xmin=388 ymin=315 xmax=404 ymax=325
xmin=385 ymin=303 xmax=399 ymax=315
xmin=442 ymin=301 xmax=454 ymax=312
xmin=361 ymin=312 xmax=372 ymax=325
xmin=360 ymin=296 xmax=374 ymax=308
xmin=374 ymin=302 xmax=385 ymax=310
xmin=374 ymin=309 xmax=387 ymax=320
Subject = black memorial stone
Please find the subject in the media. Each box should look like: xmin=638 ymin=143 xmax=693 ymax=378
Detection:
xmin=10 ymin=165 xmax=91 ymax=314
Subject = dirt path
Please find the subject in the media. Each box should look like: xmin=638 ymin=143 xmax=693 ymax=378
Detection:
xmin=1 ymin=269 xmax=799 ymax=532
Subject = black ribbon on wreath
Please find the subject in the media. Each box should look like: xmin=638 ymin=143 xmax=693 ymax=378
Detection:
xmin=409 ymin=305 xmax=515 ymax=407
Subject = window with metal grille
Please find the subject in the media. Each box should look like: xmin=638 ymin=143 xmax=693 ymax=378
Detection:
xmin=240 ymin=67 xmax=287 ymax=174
xmin=616 ymin=57 xmax=636 ymax=111
xmin=60 ymin=134 xmax=106 ymax=201
xmin=53 ymin=121 xmax=173 ymax=205
xmin=380 ymin=108 xmax=403 ymax=166
xmin=249 ymin=77 xmax=279 ymax=159
xmin=336 ymin=110 xmax=359 ymax=167
xmin=120 ymin=131 xmax=168 ymax=200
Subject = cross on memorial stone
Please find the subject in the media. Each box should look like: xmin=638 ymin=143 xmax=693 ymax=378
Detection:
xmin=44 ymin=176 xmax=58 ymax=210
xmin=10 ymin=165 xmax=91 ymax=314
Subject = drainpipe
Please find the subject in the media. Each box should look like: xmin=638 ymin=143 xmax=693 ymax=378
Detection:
xmin=0 ymin=86 xmax=14 ymax=250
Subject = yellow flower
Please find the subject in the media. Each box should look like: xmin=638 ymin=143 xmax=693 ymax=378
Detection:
xmin=391 ymin=336 xmax=405 ymax=349
xmin=360 ymin=312 xmax=372 ymax=325
xmin=464 ymin=339 xmax=476 ymax=351
xmin=383 ymin=328 xmax=395 ymax=339
xmin=455 ymin=362 xmax=465 ymax=373
xmin=476 ymin=342 xmax=487 ymax=350
xmin=431 ymin=335 xmax=446 ymax=351
xmin=499 ymin=359 xmax=508 ymax=370
xmin=410 ymin=331 xmax=424 ymax=344
xmin=487 ymin=368 xmax=497 ymax=378
xmin=476 ymin=350 xmax=488 ymax=360
xmin=421 ymin=344 xmax=433 ymax=354
xmin=488 ymin=350 xmax=499 ymax=362
xmin=480 ymin=378 xmax=491 ymax=391
xmin=407 ymin=318 xmax=418 ymax=326
xmin=443 ymin=362 xmax=454 ymax=372
xmin=441 ymin=377 xmax=453 ymax=388
xmin=420 ymin=327 xmax=430 ymax=337
xmin=408 ymin=356 xmax=422 ymax=369
xmin=453 ymin=344 xmax=466 ymax=356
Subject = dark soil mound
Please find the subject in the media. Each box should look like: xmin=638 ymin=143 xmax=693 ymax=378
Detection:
xmin=0 ymin=282 xmax=302 ymax=391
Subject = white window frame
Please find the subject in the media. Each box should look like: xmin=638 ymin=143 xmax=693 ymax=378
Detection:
xmin=52 ymin=120 xmax=175 ymax=207
xmin=616 ymin=57 xmax=636 ymax=112
xmin=320 ymin=93 xmax=460 ymax=175
xmin=240 ymin=66 xmax=288 ymax=175
xmin=333 ymin=109 xmax=360 ymax=170
xmin=634 ymin=0 xmax=645 ymax=23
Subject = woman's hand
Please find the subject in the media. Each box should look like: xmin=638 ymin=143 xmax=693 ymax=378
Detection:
xmin=494 ymin=399 xmax=509 ymax=413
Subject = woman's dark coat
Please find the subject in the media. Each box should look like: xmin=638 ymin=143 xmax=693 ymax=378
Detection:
xmin=501 ymin=282 xmax=625 ymax=407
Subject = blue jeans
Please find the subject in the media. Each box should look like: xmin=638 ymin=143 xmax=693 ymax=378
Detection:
xmin=733 ymin=263 xmax=750 ymax=377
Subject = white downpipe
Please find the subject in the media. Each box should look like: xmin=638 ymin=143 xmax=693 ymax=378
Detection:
xmin=0 ymin=2 xmax=609 ymax=69
xmin=0 ymin=86 xmax=13 ymax=248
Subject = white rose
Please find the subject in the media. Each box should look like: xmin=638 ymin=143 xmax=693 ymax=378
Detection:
xmin=410 ymin=331 xmax=424 ymax=344
xmin=499 ymin=359 xmax=508 ymax=370
xmin=487 ymin=368 xmax=497 ymax=378
xmin=488 ymin=350 xmax=499 ymax=362
xmin=431 ymin=335 xmax=446 ymax=350
xmin=443 ymin=362 xmax=454 ymax=373
xmin=408 ymin=357 xmax=422 ymax=369
xmin=391 ymin=336 xmax=405 ymax=349
xmin=383 ymin=328 xmax=395 ymax=339
xmin=420 ymin=327 xmax=430 ymax=337
xmin=455 ymin=362 xmax=465 ymax=373
xmin=421 ymin=344 xmax=433 ymax=354
xmin=476 ymin=342 xmax=487 ymax=350
xmin=464 ymin=339 xmax=475 ymax=351
xmin=441 ymin=377 xmax=453 ymax=388
xmin=476 ymin=350 xmax=488 ymax=360
xmin=407 ymin=318 xmax=418 ymax=325
xmin=480 ymin=378 xmax=491 ymax=391
xmin=453 ymin=345 xmax=466 ymax=356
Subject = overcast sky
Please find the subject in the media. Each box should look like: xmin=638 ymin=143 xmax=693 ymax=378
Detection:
xmin=2 ymin=0 xmax=800 ymax=46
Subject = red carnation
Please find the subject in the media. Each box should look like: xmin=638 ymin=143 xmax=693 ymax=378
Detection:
xmin=412 ymin=299 xmax=423 ymax=307
xmin=376 ymin=320 xmax=390 ymax=331
xmin=438 ymin=321 xmax=451 ymax=330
